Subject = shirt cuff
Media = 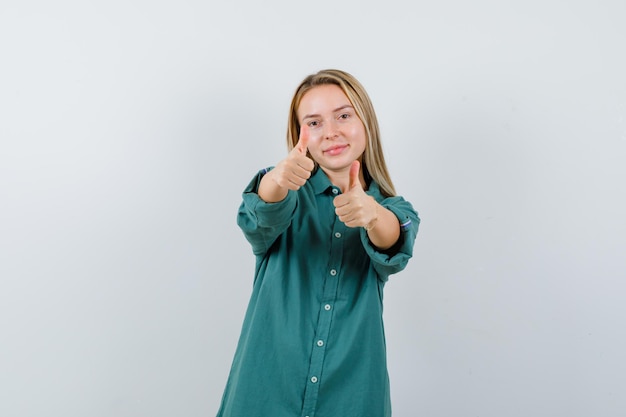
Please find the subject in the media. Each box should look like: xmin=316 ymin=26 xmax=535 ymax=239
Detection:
xmin=359 ymin=200 xmax=419 ymax=278
xmin=241 ymin=168 xmax=297 ymax=228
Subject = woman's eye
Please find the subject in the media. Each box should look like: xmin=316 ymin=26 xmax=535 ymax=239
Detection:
xmin=339 ymin=113 xmax=350 ymax=120
xmin=308 ymin=120 xmax=319 ymax=127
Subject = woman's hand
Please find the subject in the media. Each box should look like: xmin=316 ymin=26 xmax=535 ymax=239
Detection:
xmin=333 ymin=161 xmax=378 ymax=229
xmin=334 ymin=161 xmax=400 ymax=250
xmin=258 ymin=126 xmax=315 ymax=202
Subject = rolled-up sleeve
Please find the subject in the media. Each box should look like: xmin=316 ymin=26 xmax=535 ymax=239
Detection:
xmin=237 ymin=168 xmax=298 ymax=256
xmin=359 ymin=196 xmax=420 ymax=280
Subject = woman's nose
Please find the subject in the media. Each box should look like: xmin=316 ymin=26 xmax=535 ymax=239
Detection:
xmin=323 ymin=120 xmax=339 ymax=139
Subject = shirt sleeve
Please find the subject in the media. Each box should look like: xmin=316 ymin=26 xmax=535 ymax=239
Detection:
xmin=359 ymin=195 xmax=420 ymax=281
xmin=237 ymin=168 xmax=298 ymax=256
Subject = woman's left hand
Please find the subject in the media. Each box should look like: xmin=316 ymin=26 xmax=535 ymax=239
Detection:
xmin=333 ymin=161 xmax=378 ymax=229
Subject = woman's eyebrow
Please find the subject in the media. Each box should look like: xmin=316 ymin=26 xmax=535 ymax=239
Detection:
xmin=302 ymin=105 xmax=354 ymax=121
xmin=333 ymin=104 xmax=354 ymax=113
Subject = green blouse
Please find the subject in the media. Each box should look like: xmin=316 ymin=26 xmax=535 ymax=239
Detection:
xmin=216 ymin=167 xmax=420 ymax=417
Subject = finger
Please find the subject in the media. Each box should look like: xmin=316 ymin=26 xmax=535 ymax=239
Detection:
xmin=333 ymin=193 xmax=348 ymax=209
xmin=334 ymin=205 xmax=351 ymax=218
xmin=291 ymin=162 xmax=313 ymax=181
xmin=296 ymin=124 xmax=310 ymax=154
xmin=296 ymin=153 xmax=315 ymax=172
xmin=349 ymin=160 xmax=361 ymax=189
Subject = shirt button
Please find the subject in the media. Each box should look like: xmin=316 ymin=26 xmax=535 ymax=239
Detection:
xmin=332 ymin=188 xmax=339 ymax=195
xmin=324 ymin=304 xmax=331 ymax=311
xmin=330 ymin=269 xmax=337 ymax=276
xmin=335 ymin=232 xmax=342 ymax=238
xmin=311 ymin=376 xmax=318 ymax=383
xmin=317 ymin=340 xmax=324 ymax=347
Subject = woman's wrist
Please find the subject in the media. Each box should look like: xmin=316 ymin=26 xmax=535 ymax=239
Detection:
xmin=364 ymin=203 xmax=400 ymax=250
xmin=258 ymin=171 xmax=288 ymax=203
xmin=364 ymin=204 xmax=379 ymax=232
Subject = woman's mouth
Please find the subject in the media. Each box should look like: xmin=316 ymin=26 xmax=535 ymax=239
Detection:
xmin=323 ymin=144 xmax=348 ymax=156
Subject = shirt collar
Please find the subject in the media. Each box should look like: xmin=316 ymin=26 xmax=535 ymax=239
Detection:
xmin=309 ymin=166 xmax=383 ymax=199
xmin=310 ymin=167 xmax=335 ymax=195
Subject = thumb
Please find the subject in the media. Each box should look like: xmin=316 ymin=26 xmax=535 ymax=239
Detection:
xmin=349 ymin=160 xmax=362 ymax=189
xmin=296 ymin=124 xmax=309 ymax=154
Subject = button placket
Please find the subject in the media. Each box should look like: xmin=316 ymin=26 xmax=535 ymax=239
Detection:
xmin=300 ymin=206 xmax=346 ymax=417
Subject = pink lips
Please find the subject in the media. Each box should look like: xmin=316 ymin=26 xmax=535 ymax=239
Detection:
xmin=323 ymin=144 xmax=348 ymax=156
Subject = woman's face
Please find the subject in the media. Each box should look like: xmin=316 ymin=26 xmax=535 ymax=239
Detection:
xmin=297 ymin=84 xmax=367 ymax=175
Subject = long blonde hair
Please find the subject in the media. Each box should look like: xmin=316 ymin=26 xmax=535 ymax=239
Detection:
xmin=286 ymin=69 xmax=396 ymax=197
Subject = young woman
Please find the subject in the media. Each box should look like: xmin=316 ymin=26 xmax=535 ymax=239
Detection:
xmin=216 ymin=69 xmax=420 ymax=417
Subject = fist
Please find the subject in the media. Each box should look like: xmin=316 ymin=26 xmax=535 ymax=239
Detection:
xmin=333 ymin=161 xmax=378 ymax=228
xmin=270 ymin=125 xmax=315 ymax=191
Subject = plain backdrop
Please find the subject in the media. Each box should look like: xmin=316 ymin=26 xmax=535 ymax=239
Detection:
xmin=1 ymin=1 xmax=625 ymax=416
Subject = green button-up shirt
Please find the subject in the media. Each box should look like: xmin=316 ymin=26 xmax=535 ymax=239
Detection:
xmin=216 ymin=167 xmax=420 ymax=417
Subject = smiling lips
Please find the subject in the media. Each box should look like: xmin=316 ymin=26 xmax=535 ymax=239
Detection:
xmin=323 ymin=144 xmax=348 ymax=156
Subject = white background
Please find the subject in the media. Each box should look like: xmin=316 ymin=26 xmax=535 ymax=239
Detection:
xmin=1 ymin=1 xmax=625 ymax=416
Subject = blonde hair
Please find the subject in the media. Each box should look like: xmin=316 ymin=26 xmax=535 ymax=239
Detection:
xmin=286 ymin=69 xmax=396 ymax=197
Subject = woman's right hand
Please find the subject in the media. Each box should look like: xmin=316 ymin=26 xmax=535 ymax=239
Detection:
xmin=258 ymin=126 xmax=315 ymax=202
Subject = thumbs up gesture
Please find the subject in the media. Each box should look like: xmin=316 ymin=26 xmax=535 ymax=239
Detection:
xmin=333 ymin=160 xmax=379 ymax=229
xmin=258 ymin=125 xmax=315 ymax=202
xmin=274 ymin=125 xmax=315 ymax=189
